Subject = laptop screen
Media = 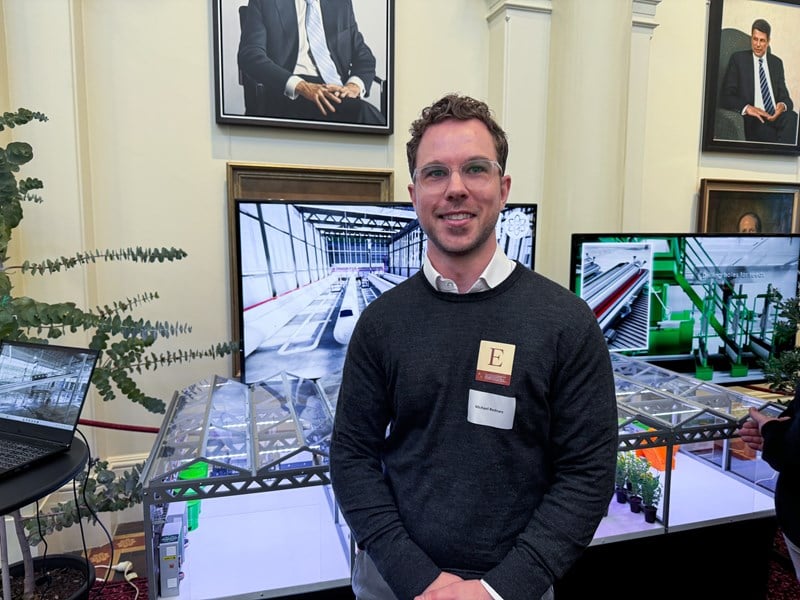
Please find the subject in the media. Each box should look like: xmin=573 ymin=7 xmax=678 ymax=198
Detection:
xmin=0 ymin=340 xmax=100 ymax=443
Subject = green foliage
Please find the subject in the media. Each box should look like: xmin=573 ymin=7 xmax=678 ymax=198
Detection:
xmin=624 ymin=455 xmax=650 ymax=497
xmin=23 ymin=460 xmax=144 ymax=546
xmin=639 ymin=470 xmax=662 ymax=507
xmin=615 ymin=452 xmax=630 ymax=488
xmin=761 ymin=295 xmax=800 ymax=394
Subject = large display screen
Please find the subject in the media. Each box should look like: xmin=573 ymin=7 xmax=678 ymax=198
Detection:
xmin=569 ymin=233 xmax=800 ymax=382
xmin=232 ymin=201 xmax=537 ymax=385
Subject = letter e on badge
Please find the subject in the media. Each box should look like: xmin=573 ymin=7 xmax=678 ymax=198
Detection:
xmin=475 ymin=340 xmax=515 ymax=386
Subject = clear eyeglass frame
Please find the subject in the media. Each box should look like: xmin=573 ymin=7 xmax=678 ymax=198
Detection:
xmin=412 ymin=159 xmax=502 ymax=192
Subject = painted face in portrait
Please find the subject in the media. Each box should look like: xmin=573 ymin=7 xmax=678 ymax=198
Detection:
xmin=750 ymin=28 xmax=769 ymax=58
xmin=737 ymin=213 xmax=761 ymax=233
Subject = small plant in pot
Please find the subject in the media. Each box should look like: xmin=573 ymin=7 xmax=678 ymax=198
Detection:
xmin=625 ymin=455 xmax=650 ymax=514
xmin=614 ymin=452 xmax=631 ymax=503
xmin=639 ymin=470 xmax=662 ymax=523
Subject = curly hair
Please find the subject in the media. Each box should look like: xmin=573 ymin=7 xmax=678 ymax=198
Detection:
xmin=406 ymin=94 xmax=508 ymax=179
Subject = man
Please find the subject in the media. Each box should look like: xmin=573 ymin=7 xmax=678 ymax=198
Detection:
xmin=237 ymin=0 xmax=384 ymax=125
xmin=720 ymin=18 xmax=798 ymax=145
xmin=737 ymin=211 xmax=762 ymax=233
xmin=330 ymin=94 xmax=619 ymax=600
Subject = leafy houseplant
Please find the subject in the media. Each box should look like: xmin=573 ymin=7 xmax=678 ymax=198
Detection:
xmin=614 ymin=452 xmax=631 ymax=503
xmin=639 ymin=470 xmax=662 ymax=508
xmin=639 ymin=470 xmax=662 ymax=524
xmin=624 ymin=455 xmax=650 ymax=513
xmin=0 ymin=108 xmax=237 ymax=599
xmin=760 ymin=294 xmax=800 ymax=396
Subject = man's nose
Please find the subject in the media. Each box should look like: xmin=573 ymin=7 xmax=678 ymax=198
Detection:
xmin=445 ymin=168 xmax=468 ymax=193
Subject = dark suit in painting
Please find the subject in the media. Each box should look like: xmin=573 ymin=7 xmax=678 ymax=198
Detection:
xmin=720 ymin=50 xmax=798 ymax=145
xmin=237 ymin=0 xmax=384 ymax=125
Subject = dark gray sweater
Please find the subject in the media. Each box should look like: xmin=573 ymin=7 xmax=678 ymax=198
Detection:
xmin=330 ymin=265 xmax=618 ymax=600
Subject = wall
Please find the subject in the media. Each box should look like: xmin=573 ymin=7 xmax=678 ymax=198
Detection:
xmin=1 ymin=0 xmax=799 ymax=470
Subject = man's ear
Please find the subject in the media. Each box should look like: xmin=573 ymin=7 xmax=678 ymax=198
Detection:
xmin=408 ymin=183 xmax=417 ymax=208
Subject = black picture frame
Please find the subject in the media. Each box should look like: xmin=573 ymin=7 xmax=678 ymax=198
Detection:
xmin=697 ymin=178 xmax=800 ymax=233
xmin=701 ymin=0 xmax=800 ymax=155
xmin=213 ymin=0 xmax=394 ymax=135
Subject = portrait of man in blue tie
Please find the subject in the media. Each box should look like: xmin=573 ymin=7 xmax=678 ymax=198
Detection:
xmin=236 ymin=0 xmax=388 ymax=129
xmin=719 ymin=18 xmax=798 ymax=145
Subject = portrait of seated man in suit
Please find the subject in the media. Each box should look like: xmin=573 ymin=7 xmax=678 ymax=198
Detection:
xmin=237 ymin=0 xmax=384 ymax=126
xmin=719 ymin=18 xmax=798 ymax=145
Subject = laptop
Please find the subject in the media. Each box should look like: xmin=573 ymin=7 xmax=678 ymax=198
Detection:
xmin=0 ymin=340 xmax=100 ymax=480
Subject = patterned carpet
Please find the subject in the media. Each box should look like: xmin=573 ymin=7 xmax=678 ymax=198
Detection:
xmin=86 ymin=524 xmax=148 ymax=599
xmin=767 ymin=530 xmax=800 ymax=600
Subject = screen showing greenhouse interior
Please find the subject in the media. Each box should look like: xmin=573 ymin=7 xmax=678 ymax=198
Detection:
xmin=233 ymin=201 xmax=536 ymax=387
xmin=569 ymin=233 xmax=800 ymax=383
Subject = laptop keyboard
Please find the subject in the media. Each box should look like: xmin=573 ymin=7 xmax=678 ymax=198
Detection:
xmin=0 ymin=439 xmax=53 ymax=465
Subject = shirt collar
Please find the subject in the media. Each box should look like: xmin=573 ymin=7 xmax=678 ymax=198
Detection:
xmin=422 ymin=246 xmax=515 ymax=294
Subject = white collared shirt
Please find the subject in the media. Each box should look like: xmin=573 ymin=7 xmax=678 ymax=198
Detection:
xmin=422 ymin=246 xmax=516 ymax=294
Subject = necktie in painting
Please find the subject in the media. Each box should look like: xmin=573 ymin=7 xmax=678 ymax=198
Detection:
xmin=305 ymin=0 xmax=343 ymax=86
xmin=759 ymin=58 xmax=775 ymax=114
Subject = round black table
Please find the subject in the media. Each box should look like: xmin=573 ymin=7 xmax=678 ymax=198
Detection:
xmin=0 ymin=438 xmax=89 ymax=515
xmin=0 ymin=438 xmax=90 ymax=600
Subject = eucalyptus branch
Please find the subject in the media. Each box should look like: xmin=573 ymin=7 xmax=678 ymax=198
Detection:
xmin=0 ymin=108 xmax=48 ymax=131
xmin=6 ymin=247 xmax=188 ymax=275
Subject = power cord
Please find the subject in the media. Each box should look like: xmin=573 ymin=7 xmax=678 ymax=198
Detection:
xmin=94 ymin=560 xmax=140 ymax=599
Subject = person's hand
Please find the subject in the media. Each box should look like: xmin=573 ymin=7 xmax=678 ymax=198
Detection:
xmin=295 ymin=81 xmax=343 ymax=116
xmin=737 ymin=406 xmax=790 ymax=450
xmin=332 ymin=82 xmax=362 ymax=99
xmin=414 ymin=574 xmax=491 ymax=600
xmin=737 ymin=412 xmax=764 ymax=451
xmin=744 ymin=104 xmax=772 ymax=123
xmin=766 ymin=102 xmax=787 ymax=122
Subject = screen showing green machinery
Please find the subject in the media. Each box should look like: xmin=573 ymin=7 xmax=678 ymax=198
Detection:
xmin=570 ymin=233 xmax=800 ymax=382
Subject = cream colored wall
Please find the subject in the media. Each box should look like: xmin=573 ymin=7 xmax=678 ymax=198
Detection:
xmin=1 ymin=0 xmax=799 ymax=466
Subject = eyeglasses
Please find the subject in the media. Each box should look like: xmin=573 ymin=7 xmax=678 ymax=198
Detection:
xmin=412 ymin=159 xmax=502 ymax=192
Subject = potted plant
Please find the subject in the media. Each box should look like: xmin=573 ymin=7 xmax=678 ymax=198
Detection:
xmin=625 ymin=455 xmax=650 ymax=514
xmin=0 ymin=108 xmax=237 ymax=599
xmin=614 ymin=452 xmax=631 ymax=503
xmin=760 ymin=293 xmax=800 ymax=396
xmin=639 ymin=470 xmax=662 ymax=523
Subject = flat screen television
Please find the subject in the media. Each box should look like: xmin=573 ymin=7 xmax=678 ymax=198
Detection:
xmin=569 ymin=233 xmax=800 ymax=382
xmin=231 ymin=200 xmax=537 ymax=386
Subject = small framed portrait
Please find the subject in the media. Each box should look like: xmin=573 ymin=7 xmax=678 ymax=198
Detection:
xmin=697 ymin=179 xmax=800 ymax=233
xmin=213 ymin=0 xmax=394 ymax=135
xmin=700 ymin=0 xmax=800 ymax=155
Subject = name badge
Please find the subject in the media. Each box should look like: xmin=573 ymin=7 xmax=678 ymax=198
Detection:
xmin=475 ymin=340 xmax=515 ymax=386
xmin=467 ymin=389 xmax=515 ymax=430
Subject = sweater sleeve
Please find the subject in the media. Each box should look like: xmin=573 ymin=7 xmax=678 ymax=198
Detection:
xmin=762 ymin=398 xmax=800 ymax=472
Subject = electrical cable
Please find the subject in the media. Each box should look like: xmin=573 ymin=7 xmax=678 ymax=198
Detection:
xmin=74 ymin=427 xmax=115 ymax=592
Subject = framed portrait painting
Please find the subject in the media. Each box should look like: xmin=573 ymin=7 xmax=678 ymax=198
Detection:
xmin=697 ymin=179 xmax=800 ymax=233
xmin=213 ymin=0 xmax=394 ymax=135
xmin=701 ymin=0 xmax=800 ymax=155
